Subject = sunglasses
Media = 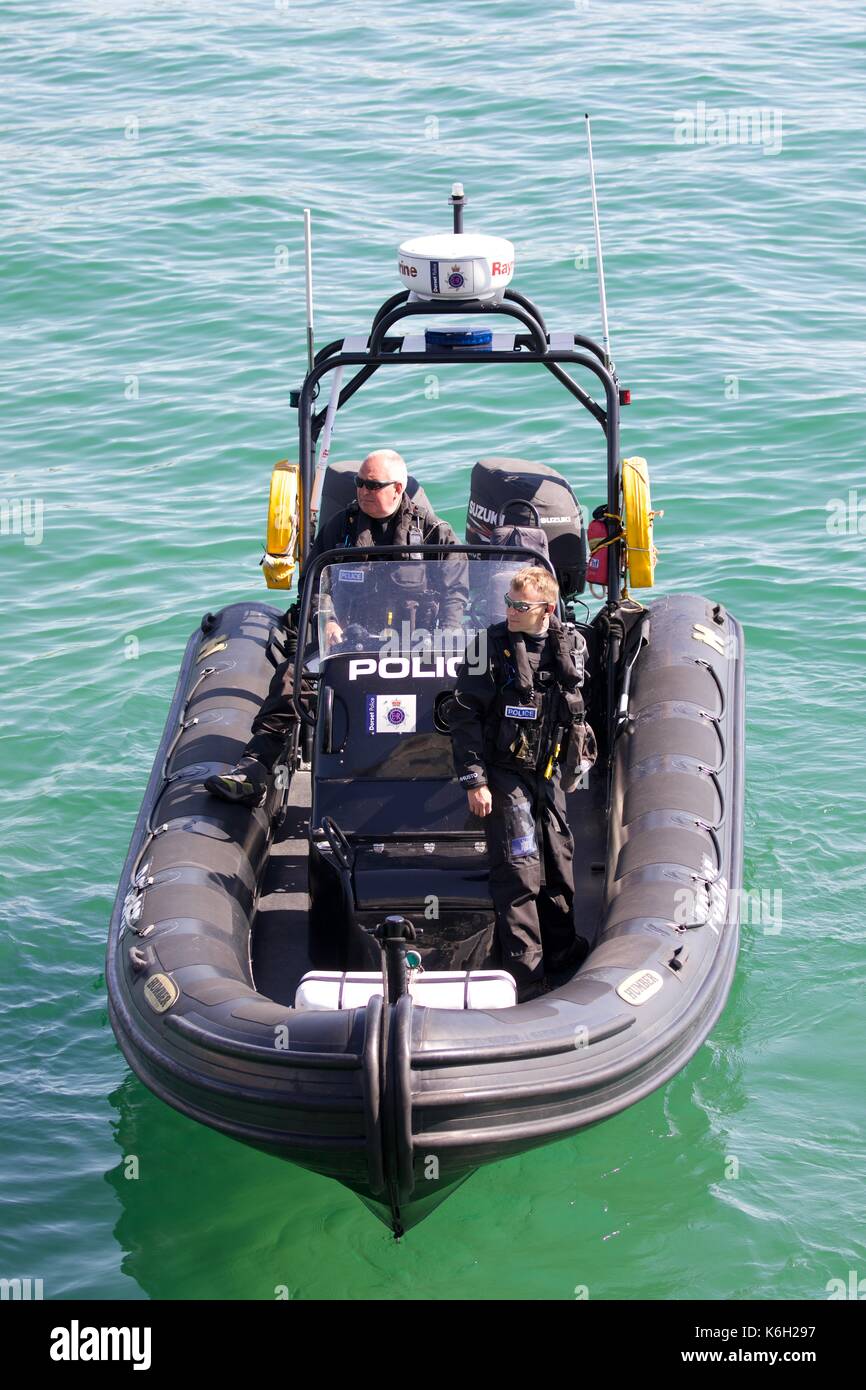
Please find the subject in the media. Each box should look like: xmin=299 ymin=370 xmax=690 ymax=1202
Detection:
xmin=354 ymin=475 xmax=397 ymax=491
xmin=504 ymin=593 xmax=550 ymax=612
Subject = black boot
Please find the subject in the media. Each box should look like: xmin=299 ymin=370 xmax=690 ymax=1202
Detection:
xmin=205 ymin=756 xmax=268 ymax=807
xmin=518 ymin=976 xmax=556 ymax=1003
xmin=546 ymin=936 xmax=588 ymax=977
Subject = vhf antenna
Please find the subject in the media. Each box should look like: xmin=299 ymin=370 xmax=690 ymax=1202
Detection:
xmin=302 ymin=206 xmax=343 ymax=520
xmin=303 ymin=207 xmax=314 ymax=372
xmin=449 ymin=182 xmax=466 ymax=233
xmin=584 ymin=115 xmax=613 ymax=373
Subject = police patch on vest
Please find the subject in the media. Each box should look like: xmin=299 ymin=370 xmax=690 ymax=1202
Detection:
xmin=338 ymin=568 xmax=365 ymax=583
xmin=504 ymin=705 xmax=537 ymax=720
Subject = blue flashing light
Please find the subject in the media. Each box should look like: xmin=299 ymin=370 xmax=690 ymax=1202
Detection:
xmin=424 ymin=327 xmax=494 ymax=351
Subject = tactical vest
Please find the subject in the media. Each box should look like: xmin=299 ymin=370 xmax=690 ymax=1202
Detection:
xmin=484 ymin=619 xmax=588 ymax=777
xmin=337 ymin=498 xmax=436 ymax=631
xmin=341 ymin=496 xmax=427 ymax=551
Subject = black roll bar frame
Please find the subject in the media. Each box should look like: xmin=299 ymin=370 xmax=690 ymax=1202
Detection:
xmin=294 ymin=287 xmax=623 ymax=607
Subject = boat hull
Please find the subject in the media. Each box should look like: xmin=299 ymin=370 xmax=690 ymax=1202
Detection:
xmin=107 ymin=594 xmax=745 ymax=1233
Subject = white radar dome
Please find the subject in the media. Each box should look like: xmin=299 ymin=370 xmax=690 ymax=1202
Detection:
xmin=397 ymin=233 xmax=515 ymax=302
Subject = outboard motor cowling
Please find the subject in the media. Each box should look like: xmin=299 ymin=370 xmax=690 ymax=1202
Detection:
xmin=466 ymin=456 xmax=587 ymax=595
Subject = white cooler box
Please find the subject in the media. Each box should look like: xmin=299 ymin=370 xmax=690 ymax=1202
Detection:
xmin=295 ymin=970 xmax=517 ymax=1011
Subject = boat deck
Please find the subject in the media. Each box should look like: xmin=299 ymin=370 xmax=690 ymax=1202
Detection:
xmin=251 ymin=769 xmax=609 ymax=1006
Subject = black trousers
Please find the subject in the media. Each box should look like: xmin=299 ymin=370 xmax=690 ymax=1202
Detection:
xmin=245 ymin=654 xmax=299 ymax=772
xmin=483 ymin=765 xmax=576 ymax=987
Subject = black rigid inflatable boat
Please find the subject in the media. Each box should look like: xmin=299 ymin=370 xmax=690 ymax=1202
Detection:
xmin=108 ymin=192 xmax=745 ymax=1235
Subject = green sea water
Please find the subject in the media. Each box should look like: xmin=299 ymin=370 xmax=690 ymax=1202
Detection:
xmin=2 ymin=0 xmax=865 ymax=1300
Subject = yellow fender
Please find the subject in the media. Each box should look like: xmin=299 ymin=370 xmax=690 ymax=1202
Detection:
xmin=621 ymin=456 xmax=660 ymax=589
xmin=262 ymin=460 xmax=300 ymax=590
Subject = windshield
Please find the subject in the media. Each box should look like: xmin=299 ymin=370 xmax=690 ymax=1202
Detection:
xmin=316 ymin=554 xmax=544 ymax=659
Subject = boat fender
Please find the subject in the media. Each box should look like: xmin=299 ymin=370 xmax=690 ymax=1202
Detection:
xmin=586 ymin=460 xmax=663 ymax=592
xmin=622 ymin=456 xmax=662 ymax=589
xmin=262 ymin=459 xmax=300 ymax=590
